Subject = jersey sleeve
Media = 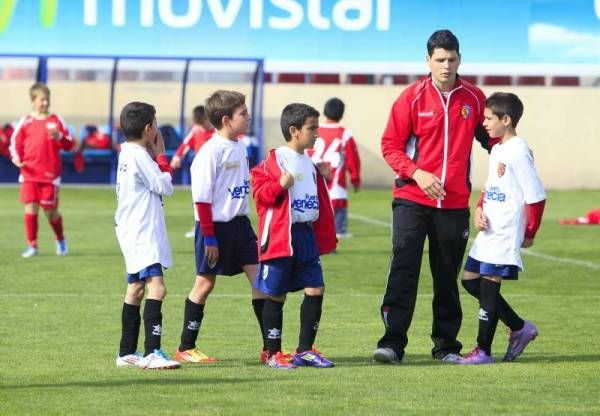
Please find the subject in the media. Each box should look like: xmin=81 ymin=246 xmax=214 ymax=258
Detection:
xmin=9 ymin=117 xmax=26 ymax=163
xmin=135 ymin=152 xmax=174 ymax=196
xmin=512 ymin=147 xmax=546 ymax=204
xmin=380 ymin=93 xmax=418 ymax=180
xmin=190 ymin=143 xmax=218 ymax=203
xmin=343 ymin=130 xmax=361 ymax=187
xmin=56 ymin=116 xmax=76 ymax=151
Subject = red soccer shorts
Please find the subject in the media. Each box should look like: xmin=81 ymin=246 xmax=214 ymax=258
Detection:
xmin=20 ymin=182 xmax=59 ymax=209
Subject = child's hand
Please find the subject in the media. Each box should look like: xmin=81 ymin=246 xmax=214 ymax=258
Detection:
xmin=316 ymin=162 xmax=331 ymax=181
xmin=279 ymin=172 xmax=294 ymax=189
xmin=147 ymin=130 xmax=166 ymax=157
xmin=474 ymin=206 xmax=488 ymax=230
xmin=521 ymin=238 xmax=534 ymax=248
xmin=12 ymin=159 xmax=25 ymax=168
xmin=170 ymin=155 xmax=182 ymax=169
xmin=205 ymin=245 xmax=219 ymax=269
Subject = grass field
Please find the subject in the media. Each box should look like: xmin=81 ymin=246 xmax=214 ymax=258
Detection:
xmin=1 ymin=185 xmax=599 ymax=415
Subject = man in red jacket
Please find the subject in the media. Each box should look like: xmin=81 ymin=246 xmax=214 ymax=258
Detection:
xmin=373 ymin=30 xmax=492 ymax=364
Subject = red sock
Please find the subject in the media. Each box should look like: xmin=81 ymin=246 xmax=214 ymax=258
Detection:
xmin=24 ymin=213 xmax=38 ymax=247
xmin=49 ymin=216 xmax=64 ymax=241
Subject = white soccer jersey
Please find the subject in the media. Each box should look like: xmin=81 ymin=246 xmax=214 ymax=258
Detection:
xmin=191 ymin=133 xmax=250 ymax=222
xmin=114 ymin=142 xmax=174 ymax=273
xmin=469 ymin=136 xmax=545 ymax=270
xmin=276 ymin=146 xmax=319 ymax=223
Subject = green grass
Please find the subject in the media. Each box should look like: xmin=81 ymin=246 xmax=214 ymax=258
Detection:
xmin=1 ymin=186 xmax=599 ymax=415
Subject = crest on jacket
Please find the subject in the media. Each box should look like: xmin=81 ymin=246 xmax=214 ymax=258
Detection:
xmin=497 ymin=162 xmax=506 ymax=177
xmin=460 ymin=105 xmax=471 ymax=119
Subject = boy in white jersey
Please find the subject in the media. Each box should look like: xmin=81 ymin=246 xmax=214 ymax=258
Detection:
xmin=251 ymin=103 xmax=337 ymax=369
xmin=457 ymin=92 xmax=546 ymax=365
xmin=114 ymin=102 xmax=180 ymax=370
xmin=175 ymin=90 xmax=267 ymax=364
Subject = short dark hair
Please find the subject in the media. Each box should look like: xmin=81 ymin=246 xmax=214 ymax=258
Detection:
xmin=486 ymin=92 xmax=524 ymax=128
xmin=205 ymin=90 xmax=245 ymax=129
xmin=280 ymin=103 xmax=320 ymax=142
xmin=120 ymin=101 xmax=156 ymax=140
xmin=427 ymin=29 xmax=459 ymax=56
xmin=323 ymin=98 xmax=345 ymax=122
xmin=192 ymin=105 xmax=207 ymax=125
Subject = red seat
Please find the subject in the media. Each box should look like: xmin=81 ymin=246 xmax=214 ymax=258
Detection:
xmin=482 ymin=75 xmax=512 ymax=86
xmin=551 ymin=76 xmax=580 ymax=86
xmin=516 ymin=76 xmax=545 ymax=86
xmin=311 ymin=73 xmax=340 ymax=84
xmin=277 ymin=73 xmax=306 ymax=83
xmin=393 ymin=75 xmax=409 ymax=84
xmin=459 ymin=75 xmax=478 ymax=84
xmin=347 ymin=74 xmax=372 ymax=84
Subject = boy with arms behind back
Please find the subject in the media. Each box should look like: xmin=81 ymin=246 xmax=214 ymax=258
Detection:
xmin=10 ymin=83 xmax=75 ymax=258
xmin=175 ymin=90 xmax=267 ymax=364
xmin=309 ymin=97 xmax=361 ymax=238
xmin=458 ymin=93 xmax=545 ymax=364
xmin=251 ymin=103 xmax=337 ymax=369
xmin=114 ymin=102 xmax=180 ymax=370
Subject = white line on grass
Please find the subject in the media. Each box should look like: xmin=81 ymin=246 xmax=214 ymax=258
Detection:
xmin=349 ymin=213 xmax=600 ymax=270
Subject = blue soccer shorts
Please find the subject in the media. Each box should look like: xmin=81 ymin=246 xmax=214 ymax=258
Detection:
xmin=126 ymin=263 xmax=163 ymax=284
xmin=254 ymin=222 xmax=324 ymax=296
xmin=464 ymin=256 xmax=519 ymax=280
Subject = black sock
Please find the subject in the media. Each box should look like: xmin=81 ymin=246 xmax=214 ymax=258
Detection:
xmin=462 ymin=279 xmax=525 ymax=332
xmin=252 ymin=298 xmax=267 ymax=349
xmin=179 ymin=298 xmax=204 ymax=351
xmin=119 ymin=303 xmax=141 ymax=356
xmin=477 ymin=279 xmax=501 ymax=355
xmin=143 ymin=299 xmax=163 ymax=356
xmin=298 ymin=295 xmax=323 ymax=353
xmin=262 ymin=298 xmax=284 ymax=357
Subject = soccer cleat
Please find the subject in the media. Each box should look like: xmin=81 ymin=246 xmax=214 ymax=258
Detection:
xmin=373 ymin=347 xmax=401 ymax=364
xmin=456 ymin=347 xmax=494 ymax=365
xmin=260 ymin=348 xmax=293 ymax=364
xmin=56 ymin=239 xmax=68 ymax=256
xmin=293 ymin=348 xmax=334 ymax=368
xmin=175 ymin=347 xmax=217 ymax=363
xmin=503 ymin=320 xmax=538 ymax=362
xmin=265 ymin=351 xmax=297 ymax=370
xmin=139 ymin=349 xmax=180 ymax=369
xmin=21 ymin=245 xmax=38 ymax=258
xmin=116 ymin=352 xmax=143 ymax=367
xmin=440 ymin=353 xmax=462 ymax=363
xmin=184 ymin=229 xmax=195 ymax=238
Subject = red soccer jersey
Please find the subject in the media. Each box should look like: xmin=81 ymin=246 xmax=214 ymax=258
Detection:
xmin=10 ymin=113 xmax=74 ymax=184
xmin=308 ymin=122 xmax=361 ymax=206
xmin=173 ymin=125 xmax=215 ymax=158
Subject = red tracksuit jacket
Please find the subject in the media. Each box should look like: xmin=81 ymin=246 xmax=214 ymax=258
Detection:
xmin=381 ymin=76 xmax=491 ymax=209
xmin=251 ymin=149 xmax=337 ymax=262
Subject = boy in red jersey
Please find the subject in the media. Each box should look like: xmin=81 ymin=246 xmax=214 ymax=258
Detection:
xmin=169 ymin=105 xmax=215 ymax=170
xmin=309 ymin=98 xmax=361 ymax=238
xmin=169 ymin=105 xmax=215 ymax=238
xmin=10 ymin=83 xmax=75 ymax=258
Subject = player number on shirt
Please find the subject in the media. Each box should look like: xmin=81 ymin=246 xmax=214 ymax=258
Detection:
xmin=311 ymin=137 xmax=341 ymax=168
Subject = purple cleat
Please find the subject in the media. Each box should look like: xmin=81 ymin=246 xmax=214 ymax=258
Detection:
xmin=456 ymin=347 xmax=494 ymax=365
xmin=503 ymin=320 xmax=538 ymax=362
xmin=293 ymin=349 xmax=334 ymax=368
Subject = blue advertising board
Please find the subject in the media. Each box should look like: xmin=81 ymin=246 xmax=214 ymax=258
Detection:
xmin=1 ymin=0 xmax=599 ymax=72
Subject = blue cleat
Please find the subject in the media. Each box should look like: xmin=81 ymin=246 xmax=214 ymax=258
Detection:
xmin=293 ymin=348 xmax=334 ymax=368
xmin=56 ymin=239 xmax=68 ymax=256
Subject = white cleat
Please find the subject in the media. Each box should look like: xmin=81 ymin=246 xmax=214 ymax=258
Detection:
xmin=116 ymin=352 xmax=143 ymax=368
xmin=139 ymin=349 xmax=181 ymax=369
xmin=22 ymin=246 xmax=38 ymax=258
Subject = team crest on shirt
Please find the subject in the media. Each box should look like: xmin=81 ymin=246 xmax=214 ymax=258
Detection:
xmin=497 ymin=162 xmax=506 ymax=177
xmin=460 ymin=105 xmax=471 ymax=119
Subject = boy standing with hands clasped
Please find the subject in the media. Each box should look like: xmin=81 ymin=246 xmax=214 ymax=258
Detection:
xmin=458 ymin=93 xmax=545 ymax=365
xmin=114 ymin=102 xmax=180 ymax=370
xmin=251 ymin=103 xmax=337 ymax=370
xmin=174 ymin=90 xmax=267 ymax=364
xmin=10 ymin=83 xmax=75 ymax=258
